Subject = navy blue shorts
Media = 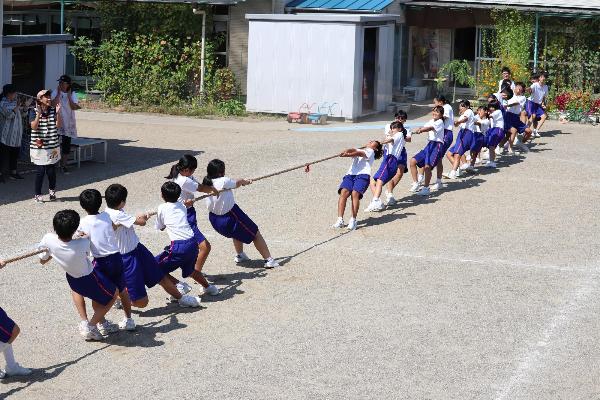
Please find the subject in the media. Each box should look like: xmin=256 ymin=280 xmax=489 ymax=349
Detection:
xmin=485 ymin=127 xmax=505 ymax=148
xmin=506 ymin=112 xmax=526 ymax=133
xmin=397 ymin=148 xmax=408 ymax=172
xmin=338 ymin=174 xmax=370 ymax=199
xmin=0 ymin=307 xmax=16 ymax=343
xmin=186 ymin=206 xmax=207 ymax=245
xmin=470 ymin=133 xmax=485 ymax=154
xmin=373 ymin=154 xmax=398 ymax=185
xmin=156 ymin=237 xmax=199 ymax=278
xmin=526 ymin=100 xmax=546 ymax=120
xmin=209 ymin=204 xmax=259 ymax=245
xmin=66 ymin=269 xmax=116 ymax=307
xmin=122 ymin=243 xmax=165 ymax=302
xmin=414 ymin=141 xmax=444 ymax=168
xmin=93 ymin=252 xmax=126 ymax=292
xmin=448 ymin=129 xmax=474 ymax=156
xmin=442 ymin=129 xmax=454 ymax=154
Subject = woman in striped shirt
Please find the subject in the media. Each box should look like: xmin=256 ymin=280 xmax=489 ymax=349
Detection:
xmin=29 ymin=89 xmax=62 ymax=202
xmin=0 ymin=84 xmax=24 ymax=183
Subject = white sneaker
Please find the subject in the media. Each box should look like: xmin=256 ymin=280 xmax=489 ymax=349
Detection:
xmin=81 ymin=325 xmax=104 ymax=341
xmin=4 ymin=363 xmax=32 ymax=377
xmin=460 ymin=163 xmax=471 ymax=170
xmin=97 ymin=320 xmax=119 ymax=336
xmin=417 ymin=174 xmax=424 ymax=184
xmin=476 ymin=157 xmax=482 ymax=164
xmin=364 ymin=198 xmax=383 ymax=212
xmin=432 ymin=180 xmax=443 ymax=191
xmin=119 ymin=317 xmax=136 ymax=331
xmin=485 ymin=161 xmax=497 ymax=168
xmin=234 ymin=252 xmax=251 ymax=264
xmin=464 ymin=165 xmax=475 ymax=172
xmin=176 ymin=281 xmax=192 ymax=295
xmin=533 ymin=129 xmax=541 ymax=138
xmin=465 ymin=154 xmax=472 ymax=162
xmin=113 ymin=299 xmax=123 ymax=310
xmin=331 ymin=217 xmax=345 ymax=229
xmin=416 ymin=186 xmax=431 ymax=196
xmin=0 ymin=369 xmax=4 ymax=379
xmin=178 ymin=294 xmax=202 ymax=308
xmin=264 ymin=258 xmax=280 ymax=268
xmin=347 ymin=218 xmax=357 ymax=231
xmin=495 ymin=145 xmax=503 ymax=155
xmin=409 ymin=182 xmax=420 ymax=192
xmin=203 ymin=284 xmax=220 ymax=295
xmin=386 ymin=193 xmax=397 ymax=206
xmin=78 ymin=320 xmax=90 ymax=336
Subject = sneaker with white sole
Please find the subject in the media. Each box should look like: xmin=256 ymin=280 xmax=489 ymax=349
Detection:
xmin=464 ymin=165 xmax=475 ymax=172
xmin=234 ymin=252 xmax=251 ymax=264
xmin=347 ymin=218 xmax=357 ymax=231
xmin=4 ymin=363 xmax=32 ymax=377
xmin=417 ymin=174 xmax=424 ymax=184
xmin=460 ymin=163 xmax=471 ymax=171
xmin=533 ymin=129 xmax=541 ymax=138
xmin=264 ymin=258 xmax=280 ymax=268
xmin=178 ymin=294 xmax=202 ymax=308
xmin=444 ymin=170 xmax=457 ymax=179
xmin=204 ymin=284 xmax=219 ymax=295
xmin=119 ymin=317 xmax=136 ymax=331
xmin=364 ymin=198 xmax=384 ymax=212
xmin=331 ymin=217 xmax=345 ymax=229
xmin=113 ymin=299 xmax=123 ymax=309
xmin=97 ymin=320 xmax=119 ymax=336
xmin=485 ymin=161 xmax=497 ymax=168
xmin=34 ymin=195 xmax=43 ymax=204
xmin=78 ymin=320 xmax=90 ymax=336
xmin=0 ymin=370 xmax=4 ymax=379
xmin=432 ymin=180 xmax=443 ymax=191
xmin=81 ymin=325 xmax=104 ymax=341
xmin=409 ymin=182 xmax=420 ymax=192
xmin=176 ymin=281 xmax=192 ymax=295
xmin=386 ymin=193 xmax=397 ymax=206
xmin=416 ymin=186 xmax=431 ymax=196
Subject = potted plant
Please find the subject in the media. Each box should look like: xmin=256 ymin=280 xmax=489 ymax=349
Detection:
xmin=436 ymin=60 xmax=475 ymax=103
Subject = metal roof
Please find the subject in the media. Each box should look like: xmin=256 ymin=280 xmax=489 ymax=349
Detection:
xmin=286 ymin=0 xmax=395 ymax=13
xmin=406 ymin=0 xmax=600 ymax=16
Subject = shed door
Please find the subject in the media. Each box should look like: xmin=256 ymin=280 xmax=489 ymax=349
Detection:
xmin=376 ymin=25 xmax=393 ymax=111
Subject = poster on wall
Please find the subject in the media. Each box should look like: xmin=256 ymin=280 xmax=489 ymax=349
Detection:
xmin=411 ymin=28 xmax=451 ymax=79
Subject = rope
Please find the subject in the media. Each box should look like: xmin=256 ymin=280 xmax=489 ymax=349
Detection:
xmin=0 ymin=248 xmax=46 ymax=268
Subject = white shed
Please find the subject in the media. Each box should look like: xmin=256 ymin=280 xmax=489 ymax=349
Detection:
xmin=245 ymin=13 xmax=399 ymax=121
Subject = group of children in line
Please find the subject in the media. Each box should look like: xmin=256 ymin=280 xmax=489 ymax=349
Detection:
xmin=0 ymin=155 xmax=280 ymax=378
xmin=333 ymin=67 xmax=549 ymax=230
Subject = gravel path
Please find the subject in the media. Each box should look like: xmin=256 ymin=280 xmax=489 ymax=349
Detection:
xmin=1 ymin=111 xmax=599 ymax=399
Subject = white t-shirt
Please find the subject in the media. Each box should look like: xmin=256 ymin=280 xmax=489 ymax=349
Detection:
xmin=474 ymin=117 xmax=490 ymax=135
xmin=38 ymin=233 xmax=93 ymax=278
xmin=529 ymin=82 xmax=548 ymax=104
xmin=78 ymin=212 xmax=120 ymax=258
xmin=104 ymin=208 xmax=140 ymax=254
xmin=174 ymin=174 xmax=200 ymax=202
xmin=205 ymin=177 xmax=237 ymax=215
xmin=424 ymin=119 xmax=445 ymax=143
xmin=506 ymin=95 xmax=527 ymax=115
xmin=51 ymin=90 xmax=78 ymax=137
xmin=155 ymin=202 xmax=194 ymax=241
xmin=490 ymin=110 xmax=504 ymax=129
xmin=345 ymin=148 xmax=375 ymax=176
xmin=442 ymin=104 xmax=454 ymax=130
xmin=386 ymin=130 xmax=410 ymax=159
xmin=498 ymin=79 xmax=515 ymax=92
xmin=459 ymin=109 xmax=475 ymax=131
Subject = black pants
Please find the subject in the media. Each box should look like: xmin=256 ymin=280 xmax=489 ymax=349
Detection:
xmin=0 ymin=143 xmax=20 ymax=175
xmin=60 ymin=135 xmax=72 ymax=156
xmin=35 ymin=164 xmax=57 ymax=195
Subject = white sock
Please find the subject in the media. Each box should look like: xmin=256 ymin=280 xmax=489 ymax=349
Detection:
xmin=373 ymin=197 xmax=379 ymax=201
xmin=3 ymin=344 xmax=17 ymax=369
xmin=265 ymin=257 xmax=273 ymax=262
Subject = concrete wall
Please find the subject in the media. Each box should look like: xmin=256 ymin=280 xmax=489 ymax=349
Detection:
xmin=44 ymin=43 xmax=67 ymax=88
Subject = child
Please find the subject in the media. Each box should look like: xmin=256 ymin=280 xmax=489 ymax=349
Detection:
xmin=498 ymin=66 xmax=515 ymax=92
xmin=503 ymin=82 xmax=531 ymax=153
xmin=30 ymin=89 xmax=62 ymax=203
xmin=155 ymin=181 xmax=220 ymax=295
xmin=0 ymin=307 xmax=31 ymax=378
xmin=409 ymin=106 xmax=445 ymax=196
xmin=526 ymin=72 xmax=549 ymax=137
xmin=77 ymin=189 xmax=135 ymax=332
xmin=104 ymin=184 xmax=202 ymax=308
xmin=384 ymin=110 xmax=411 ymax=205
xmin=365 ymin=121 xmax=410 ymax=211
xmin=333 ymin=140 xmax=383 ymax=231
xmin=433 ymin=95 xmax=453 ymax=191
xmin=0 ymin=84 xmax=24 ymax=183
xmin=203 ymin=159 xmax=280 ymax=268
xmin=467 ymin=106 xmax=490 ymax=170
xmin=484 ymin=101 xmax=505 ymax=168
xmin=38 ymin=209 xmax=118 ymax=341
xmin=165 ymin=155 xmax=219 ymax=294
xmin=444 ymin=100 xmax=475 ymax=179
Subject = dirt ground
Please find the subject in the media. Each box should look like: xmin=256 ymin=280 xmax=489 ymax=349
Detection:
xmin=1 ymin=109 xmax=599 ymax=399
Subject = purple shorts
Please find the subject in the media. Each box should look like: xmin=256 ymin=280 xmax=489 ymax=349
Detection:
xmin=186 ymin=206 xmax=207 ymax=245
xmin=470 ymin=133 xmax=485 ymax=154
xmin=526 ymin=100 xmax=546 ymax=120
xmin=209 ymin=204 xmax=259 ymax=245
xmin=373 ymin=154 xmax=399 ymax=185
xmin=66 ymin=269 xmax=116 ymax=307
xmin=485 ymin=127 xmax=505 ymax=148
xmin=448 ymin=129 xmax=474 ymax=156
xmin=506 ymin=112 xmax=526 ymax=133
xmin=414 ymin=141 xmax=444 ymax=168
xmin=122 ymin=242 xmax=166 ymax=302
xmin=93 ymin=252 xmax=126 ymax=292
xmin=0 ymin=307 xmax=16 ymax=343
xmin=442 ymin=129 xmax=454 ymax=154
xmin=398 ymin=148 xmax=408 ymax=172
xmin=338 ymin=174 xmax=370 ymax=199
xmin=156 ymin=237 xmax=199 ymax=278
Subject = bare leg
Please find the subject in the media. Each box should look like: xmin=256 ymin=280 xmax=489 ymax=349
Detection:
xmin=388 ymin=167 xmax=404 ymax=193
xmin=89 ymin=292 xmax=117 ymax=325
xmin=436 ymin=159 xmax=443 ymax=180
xmin=537 ymin=113 xmax=547 ymax=131
xmin=119 ymin=290 xmax=133 ymax=318
xmin=423 ymin=165 xmax=433 ymax=186
xmin=233 ymin=239 xmax=244 ymax=254
xmin=409 ymin=158 xmax=418 ymax=182
xmin=452 ymin=154 xmax=461 ymax=171
xmin=131 ymin=296 xmax=149 ymax=308
xmin=350 ymin=191 xmax=361 ymax=218
xmin=189 ymin=240 xmax=211 ymax=288
xmin=8 ymin=324 xmax=20 ymax=344
xmin=372 ymin=180 xmax=384 ymax=199
xmin=253 ymin=231 xmax=271 ymax=259
xmin=337 ymin=189 xmax=350 ymax=218
xmin=71 ymin=290 xmax=89 ymax=321
xmin=159 ymin=276 xmax=183 ymax=299
xmin=470 ymin=151 xmax=479 ymax=167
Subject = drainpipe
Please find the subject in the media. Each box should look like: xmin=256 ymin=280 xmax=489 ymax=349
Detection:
xmin=533 ymin=12 xmax=539 ymax=71
xmin=192 ymin=6 xmax=207 ymax=95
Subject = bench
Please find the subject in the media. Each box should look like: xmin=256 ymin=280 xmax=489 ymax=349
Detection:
xmin=67 ymin=137 xmax=108 ymax=168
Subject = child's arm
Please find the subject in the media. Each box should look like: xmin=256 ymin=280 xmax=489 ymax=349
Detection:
xmin=198 ymin=184 xmax=219 ymax=197
xmin=341 ymin=149 xmax=366 ymax=158
xmin=235 ymin=179 xmax=253 ymax=188
xmin=454 ymin=116 xmax=467 ymax=126
xmin=30 ymin=107 xmax=41 ymax=130
xmin=134 ymin=214 xmax=148 ymax=226
xmin=415 ymin=126 xmax=434 ymax=134
xmin=68 ymin=91 xmax=81 ymax=111
xmin=39 ymin=255 xmax=52 ymax=265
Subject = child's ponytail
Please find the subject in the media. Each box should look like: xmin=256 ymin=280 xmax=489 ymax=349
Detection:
xmin=203 ymin=159 xmax=226 ymax=187
xmin=373 ymin=141 xmax=383 ymax=160
xmin=165 ymin=154 xmax=198 ymax=179
xmin=165 ymin=163 xmax=179 ymax=179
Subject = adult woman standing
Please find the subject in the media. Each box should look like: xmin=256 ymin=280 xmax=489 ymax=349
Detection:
xmin=30 ymin=89 xmax=62 ymax=202
xmin=0 ymin=84 xmax=24 ymax=183
xmin=51 ymin=75 xmax=80 ymax=173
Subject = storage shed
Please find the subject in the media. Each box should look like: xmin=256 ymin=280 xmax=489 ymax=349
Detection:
xmin=245 ymin=13 xmax=400 ymax=121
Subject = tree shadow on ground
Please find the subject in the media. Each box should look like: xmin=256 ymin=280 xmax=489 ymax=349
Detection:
xmin=1 ymin=139 xmax=204 ymax=206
